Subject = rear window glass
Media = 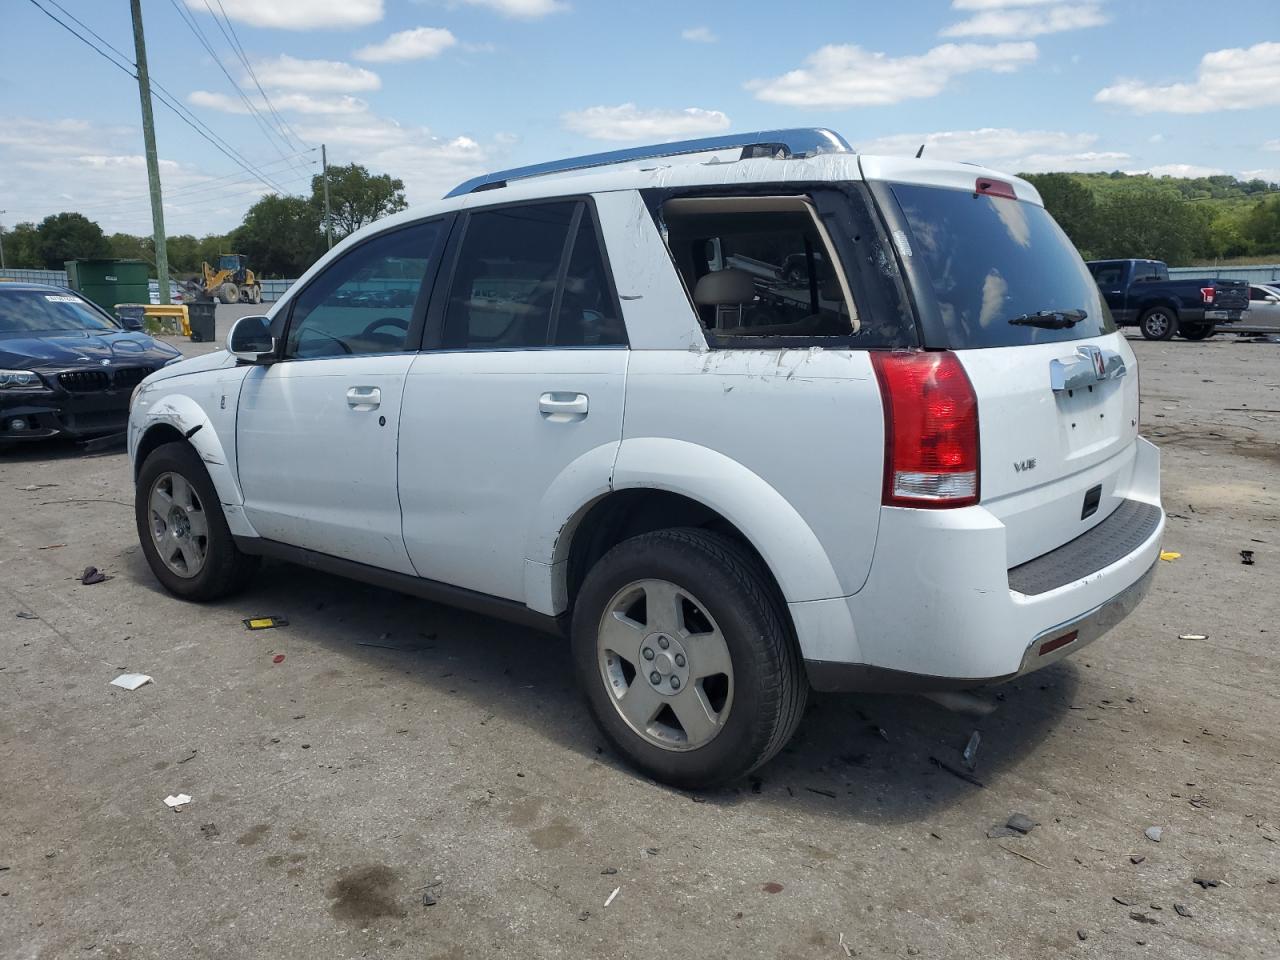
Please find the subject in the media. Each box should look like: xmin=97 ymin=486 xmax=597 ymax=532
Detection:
xmin=890 ymin=183 xmax=1115 ymax=348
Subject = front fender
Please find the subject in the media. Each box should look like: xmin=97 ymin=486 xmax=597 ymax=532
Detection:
xmin=611 ymin=437 xmax=846 ymax=604
xmin=131 ymin=391 xmax=258 ymax=538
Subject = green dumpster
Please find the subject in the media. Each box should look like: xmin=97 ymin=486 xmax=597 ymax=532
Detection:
xmin=65 ymin=259 xmax=149 ymax=314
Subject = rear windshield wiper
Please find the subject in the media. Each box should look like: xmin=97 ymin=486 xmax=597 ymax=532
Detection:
xmin=1005 ymin=309 xmax=1087 ymax=329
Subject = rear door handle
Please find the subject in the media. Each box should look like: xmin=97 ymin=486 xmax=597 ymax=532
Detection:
xmin=346 ymin=386 xmax=381 ymax=411
xmin=539 ymin=392 xmax=588 ymax=419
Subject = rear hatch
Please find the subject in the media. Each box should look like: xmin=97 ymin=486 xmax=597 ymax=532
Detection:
xmin=869 ymin=170 xmax=1141 ymax=569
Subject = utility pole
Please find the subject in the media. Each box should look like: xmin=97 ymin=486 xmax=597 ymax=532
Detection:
xmin=321 ymin=143 xmax=333 ymax=249
xmin=0 ymin=210 xmax=6 ymax=270
xmin=130 ymin=0 xmax=170 ymax=304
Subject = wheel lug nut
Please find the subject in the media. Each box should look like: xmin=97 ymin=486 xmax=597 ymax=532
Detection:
xmin=649 ymin=671 xmax=661 ymax=685
xmin=670 ymin=676 xmax=681 ymax=690
xmin=642 ymin=647 xmax=655 ymax=660
xmin=658 ymin=636 xmax=670 ymax=649
xmin=675 ymin=653 xmax=686 ymax=667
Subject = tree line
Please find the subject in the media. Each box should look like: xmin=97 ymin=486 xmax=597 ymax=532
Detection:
xmin=5 ymin=164 xmax=1277 ymax=278
xmin=1021 ymin=171 xmax=1280 ymax=266
xmin=0 ymin=163 xmax=406 ymax=279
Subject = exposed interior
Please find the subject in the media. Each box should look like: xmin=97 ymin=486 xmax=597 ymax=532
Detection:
xmin=661 ymin=195 xmax=859 ymax=338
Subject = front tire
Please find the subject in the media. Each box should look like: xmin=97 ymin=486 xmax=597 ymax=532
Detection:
xmin=1139 ymin=307 xmax=1178 ymax=340
xmin=135 ymin=441 xmax=259 ymax=601
xmin=571 ymin=528 xmax=806 ymax=788
xmin=219 ymin=282 xmax=240 ymax=304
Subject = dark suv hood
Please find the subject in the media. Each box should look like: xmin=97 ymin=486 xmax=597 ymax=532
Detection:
xmin=0 ymin=330 xmax=181 ymax=371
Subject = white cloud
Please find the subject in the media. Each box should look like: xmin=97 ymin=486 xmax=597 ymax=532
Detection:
xmin=355 ymin=26 xmax=457 ymax=62
xmin=461 ymin=0 xmax=568 ymax=17
xmin=1148 ymin=133 xmax=1165 ymax=143
xmin=1132 ymin=163 xmax=1227 ymax=178
xmin=1242 ymin=168 xmax=1280 ymax=183
xmin=681 ymin=26 xmax=717 ymax=43
xmin=859 ymin=128 xmax=1129 ymax=172
xmin=187 ymin=0 xmax=383 ymax=29
xmin=1264 ymin=139 xmax=1280 ymax=152
xmin=953 ymin=0 xmax=1063 ymax=8
xmin=1095 ymin=42 xmax=1280 ymax=113
xmin=561 ymin=104 xmax=730 ymax=142
xmin=188 ymin=90 xmax=369 ymax=115
xmin=748 ymin=42 xmax=1037 ymax=107
xmin=250 ymin=55 xmax=381 ymax=92
xmin=942 ymin=3 xmax=1107 ymax=37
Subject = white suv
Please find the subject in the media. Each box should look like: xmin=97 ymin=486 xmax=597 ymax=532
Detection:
xmin=128 ymin=129 xmax=1163 ymax=787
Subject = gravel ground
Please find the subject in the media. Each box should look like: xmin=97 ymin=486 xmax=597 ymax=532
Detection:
xmin=1 ymin=329 xmax=1278 ymax=960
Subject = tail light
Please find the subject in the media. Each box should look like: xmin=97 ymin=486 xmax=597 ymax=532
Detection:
xmin=871 ymin=351 xmax=979 ymax=508
xmin=1201 ymin=286 xmax=1215 ymax=304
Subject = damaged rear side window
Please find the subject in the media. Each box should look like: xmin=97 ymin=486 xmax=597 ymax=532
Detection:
xmin=652 ymin=188 xmax=917 ymax=349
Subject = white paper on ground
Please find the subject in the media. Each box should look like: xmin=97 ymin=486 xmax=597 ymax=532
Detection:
xmin=164 ymin=794 xmax=192 ymax=808
xmin=110 ymin=673 xmax=152 ymax=691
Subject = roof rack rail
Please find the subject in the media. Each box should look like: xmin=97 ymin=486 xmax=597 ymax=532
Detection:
xmin=444 ymin=128 xmax=853 ymax=198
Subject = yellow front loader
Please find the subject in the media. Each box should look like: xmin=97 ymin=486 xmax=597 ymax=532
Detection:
xmin=190 ymin=254 xmax=262 ymax=304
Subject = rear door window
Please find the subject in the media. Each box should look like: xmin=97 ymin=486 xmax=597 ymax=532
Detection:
xmin=885 ymin=182 xmax=1116 ymax=348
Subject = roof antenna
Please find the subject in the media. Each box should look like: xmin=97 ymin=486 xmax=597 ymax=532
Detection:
xmin=915 ymin=144 xmax=926 ymax=158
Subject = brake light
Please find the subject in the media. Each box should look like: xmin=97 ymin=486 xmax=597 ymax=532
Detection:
xmin=1201 ymin=286 xmax=1215 ymax=304
xmin=975 ymin=177 xmax=1017 ymax=200
xmin=871 ymin=351 xmax=980 ymax=508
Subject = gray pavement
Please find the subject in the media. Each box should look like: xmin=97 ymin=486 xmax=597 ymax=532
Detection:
xmin=2 ymin=333 xmax=1279 ymax=959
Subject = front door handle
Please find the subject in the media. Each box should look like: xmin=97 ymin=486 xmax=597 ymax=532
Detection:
xmin=539 ymin=392 xmax=588 ymax=420
xmin=347 ymin=386 xmax=381 ymax=411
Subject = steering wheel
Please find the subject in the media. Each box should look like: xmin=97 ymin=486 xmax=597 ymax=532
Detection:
xmin=360 ymin=316 xmax=409 ymax=338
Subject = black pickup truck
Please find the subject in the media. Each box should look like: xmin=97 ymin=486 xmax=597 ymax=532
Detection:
xmin=1086 ymin=258 xmax=1249 ymax=341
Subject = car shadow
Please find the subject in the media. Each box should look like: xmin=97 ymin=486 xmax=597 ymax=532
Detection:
xmin=123 ymin=551 xmax=1079 ymax=826
xmin=0 ymin=437 xmax=126 ymax=463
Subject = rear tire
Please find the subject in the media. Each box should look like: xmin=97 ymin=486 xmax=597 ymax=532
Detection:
xmin=1180 ymin=322 xmax=1216 ymax=341
xmin=571 ymin=527 xmax=807 ymax=788
xmin=219 ymin=282 xmax=240 ymax=304
xmin=1139 ymin=307 xmax=1178 ymax=340
xmin=135 ymin=441 xmax=259 ymax=601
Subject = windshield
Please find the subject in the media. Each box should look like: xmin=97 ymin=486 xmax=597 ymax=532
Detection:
xmin=889 ymin=182 xmax=1115 ymax=347
xmin=0 ymin=289 xmax=120 ymax=335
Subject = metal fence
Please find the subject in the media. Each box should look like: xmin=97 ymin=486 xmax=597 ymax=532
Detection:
xmin=1169 ymin=264 xmax=1280 ymax=284
xmin=0 ymin=268 xmax=71 ymax=286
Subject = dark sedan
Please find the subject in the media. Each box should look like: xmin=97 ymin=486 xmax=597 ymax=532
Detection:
xmin=0 ymin=282 xmax=182 ymax=446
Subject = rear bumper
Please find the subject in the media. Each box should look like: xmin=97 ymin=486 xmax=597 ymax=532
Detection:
xmin=795 ymin=436 xmax=1163 ymax=692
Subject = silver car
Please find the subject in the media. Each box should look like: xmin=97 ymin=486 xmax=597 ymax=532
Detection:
xmin=1248 ymin=284 xmax=1280 ymax=328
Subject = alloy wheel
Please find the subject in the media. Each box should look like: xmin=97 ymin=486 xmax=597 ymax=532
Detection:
xmin=148 ymin=471 xmax=209 ymax=578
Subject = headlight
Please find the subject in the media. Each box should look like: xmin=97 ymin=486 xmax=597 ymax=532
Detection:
xmin=0 ymin=369 xmax=49 ymax=390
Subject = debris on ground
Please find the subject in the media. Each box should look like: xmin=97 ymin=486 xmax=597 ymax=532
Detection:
xmin=762 ymin=882 xmax=784 ymax=894
xmin=422 ymin=890 xmax=437 ymax=906
xmin=604 ymin=887 xmax=620 ymax=907
xmin=838 ymin=932 xmax=853 ymax=957
xmin=1131 ymin=855 xmax=1146 ymax=865
xmin=79 ymin=566 xmax=109 ymax=585
xmin=929 ymin=756 xmax=985 ymax=788
xmin=998 ymin=845 xmax=1048 ymax=868
xmin=1006 ymin=813 xmax=1038 ymax=834
xmin=987 ymin=825 xmax=1019 ymax=839
xmin=1179 ymin=633 xmax=1209 ymax=641
xmin=1192 ymin=877 xmax=1221 ymax=889
xmin=1240 ymin=549 xmax=1255 ymax=565
xmin=109 ymin=673 xmax=152 ymax=691
xmin=1077 ymin=930 xmax=1088 ymax=941
xmin=962 ymin=730 xmax=981 ymax=770
xmin=272 ymin=654 xmax=285 ymax=664
xmin=15 ymin=611 xmax=38 ymax=620
xmin=805 ymin=787 xmax=836 ymax=799
xmin=1129 ymin=911 xmax=1159 ymax=925
xmin=1174 ymin=903 xmax=1193 ymax=917
xmin=244 ymin=616 xmax=289 ymax=630
xmin=1159 ymin=551 xmax=1181 ymax=562
xmin=199 ymin=823 xmax=219 ymax=839
xmin=578 ymin=910 xmax=590 ymax=921
xmin=1113 ymin=895 xmax=1137 ymax=906
xmin=163 ymin=794 xmax=192 ymax=810
xmin=177 ymin=749 xmax=197 ymax=764
xmin=1145 ymin=826 xmax=1163 ymax=842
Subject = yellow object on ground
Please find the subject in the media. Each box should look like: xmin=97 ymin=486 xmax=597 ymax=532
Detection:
xmin=1159 ymin=551 xmax=1181 ymax=561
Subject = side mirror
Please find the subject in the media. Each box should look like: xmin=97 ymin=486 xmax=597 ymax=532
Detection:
xmin=1267 ymin=295 xmax=1280 ymax=304
xmin=227 ymin=315 xmax=275 ymax=362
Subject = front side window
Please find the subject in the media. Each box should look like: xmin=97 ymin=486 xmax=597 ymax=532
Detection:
xmin=284 ymin=221 xmax=441 ymax=359
xmin=1090 ymin=263 xmax=1124 ymax=288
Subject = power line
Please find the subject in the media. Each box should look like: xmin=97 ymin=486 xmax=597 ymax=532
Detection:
xmin=83 ymin=151 xmax=317 ymax=212
xmin=208 ymin=0 xmax=305 ymax=151
xmin=28 ymin=0 xmax=289 ymax=194
xmin=166 ymin=0 xmax=308 ymax=176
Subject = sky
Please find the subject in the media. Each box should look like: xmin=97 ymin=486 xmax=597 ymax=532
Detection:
xmin=2 ymin=0 xmax=1279 ymax=237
